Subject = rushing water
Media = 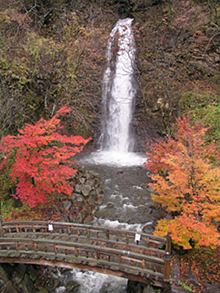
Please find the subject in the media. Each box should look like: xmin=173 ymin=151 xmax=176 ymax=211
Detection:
xmin=81 ymin=18 xmax=146 ymax=167
xmin=55 ymin=269 xmax=128 ymax=293
xmin=61 ymin=18 xmax=150 ymax=293
xmin=99 ymin=17 xmax=135 ymax=152
xmin=54 ymin=164 xmax=157 ymax=293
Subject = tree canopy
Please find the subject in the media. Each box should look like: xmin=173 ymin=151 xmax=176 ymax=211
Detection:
xmin=0 ymin=107 xmax=91 ymax=207
xmin=145 ymin=117 xmax=220 ymax=249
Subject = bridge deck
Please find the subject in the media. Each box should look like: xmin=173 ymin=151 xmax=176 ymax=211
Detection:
xmin=0 ymin=221 xmax=172 ymax=287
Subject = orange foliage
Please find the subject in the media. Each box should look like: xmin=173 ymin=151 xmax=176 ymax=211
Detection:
xmin=144 ymin=117 xmax=220 ymax=249
xmin=0 ymin=107 xmax=91 ymax=207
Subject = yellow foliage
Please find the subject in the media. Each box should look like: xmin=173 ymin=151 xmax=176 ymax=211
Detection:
xmin=146 ymin=117 xmax=220 ymax=249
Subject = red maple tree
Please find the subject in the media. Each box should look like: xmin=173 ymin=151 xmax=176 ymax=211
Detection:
xmin=144 ymin=117 xmax=220 ymax=249
xmin=0 ymin=107 xmax=91 ymax=207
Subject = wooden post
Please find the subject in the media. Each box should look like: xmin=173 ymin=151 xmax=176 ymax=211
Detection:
xmin=166 ymin=231 xmax=172 ymax=254
xmin=126 ymin=233 xmax=129 ymax=244
xmin=75 ymin=247 xmax=78 ymax=256
xmin=32 ymin=224 xmax=36 ymax=233
xmin=54 ymin=244 xmax=57 ymax=254
xmin=164 ymin=252 xmax=171 ymax=280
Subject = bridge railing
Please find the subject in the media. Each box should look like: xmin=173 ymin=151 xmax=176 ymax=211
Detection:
xmin=0 ymin=236 xmax=165 ymax=275
xmin=1 ymin=221 xmax=169 ymax=249
xmin=0 ymin=221 xmax=171 ymax=281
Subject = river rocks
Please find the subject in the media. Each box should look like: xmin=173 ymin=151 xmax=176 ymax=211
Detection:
xmin=11 ymin=264 xmax=27 ymax=285
xmin=0 ymin=264 xmax=37 ymax=293
xmin=0 ymin=264 xmax=82 ymax=293
xmin=66 ymin=280 xmax=80 ymax=291
xmin=126 ymin=280 xmax=156 ymax=293
xmin=107 ymin=202 xmax=115 ymax=208
xmin=18 ymin=273 xmax=35 ymax=293
xmin=38 ymin=288 xmax=48 ymax=293
xmin=126 ymin=280 xmax=174 ymax=293
xmin=0 ymin=264 xmax=11 ymax=283
xmin=2 ymin=280 xmax=19 ymax=293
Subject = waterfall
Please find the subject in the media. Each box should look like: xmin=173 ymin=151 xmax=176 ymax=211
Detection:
xmin=80 ymin=18 xmax=146 ymax=167
xmin=99 ymin=18 xmax=135 ymax=152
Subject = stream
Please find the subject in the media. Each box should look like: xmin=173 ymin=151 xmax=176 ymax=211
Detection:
xmin=54 ymin=159 xmax=163 ymax=293
xmin=54 ymin=18 xmax=160 ymax=293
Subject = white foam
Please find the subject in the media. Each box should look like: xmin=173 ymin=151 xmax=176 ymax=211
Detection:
xmin=79 ymin=151 xmax=146 ymax=167
xmin=133 ymin=185 xmax=143 ymax=190
xmin=98 ymin=205 xmax=108 ymax=211
xmin=93 ymin=218 xmax=143 ymax=231
xmin=122 ymin=203 xmax=137 ymax=210
xmin=70 ymin=269 xmax=127 ymax=293
xmin=55 ymin=286 xmax=66 ymax=293
xmin=110 ymin=193 xmax=122 ymax=197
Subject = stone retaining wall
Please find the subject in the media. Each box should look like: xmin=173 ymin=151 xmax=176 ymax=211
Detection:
xmin=58 ymin=166 xmax=106 ymax=224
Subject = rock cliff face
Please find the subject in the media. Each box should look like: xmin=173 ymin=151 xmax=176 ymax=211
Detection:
xmin=131 ymin=0 xmax=220 ymax=146
xmin=1 ymin=1 xmax=219 ymax=143
xmin=85 ymin=1 xmax=220 ymax=150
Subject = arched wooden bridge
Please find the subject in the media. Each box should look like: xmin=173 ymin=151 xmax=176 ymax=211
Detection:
xmin=0 ymin=221 xmax=172 ymax=288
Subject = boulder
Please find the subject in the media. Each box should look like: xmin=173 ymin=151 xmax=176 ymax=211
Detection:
xmin=38 ymin=287 xmax=48 ymax=293
xmin=81 ymin=185 xmax=92 ymax=197
xmin=88 ymin=194 xmax=95 ymax=205
xmin=75 ymin=184 xmax=82 ymax=193
xmin=127 ymin=280 xmax=155 ymax=293
xmin=66 ymin=280 xmax=80 ymax=291
xmin=18 ymin=273 xmax=35 ymax=293
xmin=1 ymin=281 xmax=19 ymax=293
xmin=0 ymin=265 xmax=12 ymax=284
xmin=63 ymin=200 xmax=72 ymax=210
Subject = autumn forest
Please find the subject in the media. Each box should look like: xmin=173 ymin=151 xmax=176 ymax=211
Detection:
xmin=0 ymin=0 xmax=220 ymax=292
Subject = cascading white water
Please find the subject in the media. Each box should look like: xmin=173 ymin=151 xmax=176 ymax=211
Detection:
xmin=99 ymin=18 xmax=135 ymax=152
xmin=61 ymin=19 xmax=148 ymax=292
xmin=80 ymin=18 xmax=146 ymax=167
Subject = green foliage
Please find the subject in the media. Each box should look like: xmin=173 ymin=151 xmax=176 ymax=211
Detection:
xmin=0 ymin=156 xmax=15 ymax=199
xmin=135 ymin=0 xmax=220 ymax=135
xmin=29 ymin=274 xmax=36 ymax=282
xmin=0 ymin=8 xmax=101 ymax=137
xmin=0 ymin=0 xmax=219 ymax=143
xmin=191 ymin=103 xmax=220 ymax=143
xmin=1 ymin=198 xmax=31 ymax=221
xmin=179 ymin=86 xmax=220 ymax=143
